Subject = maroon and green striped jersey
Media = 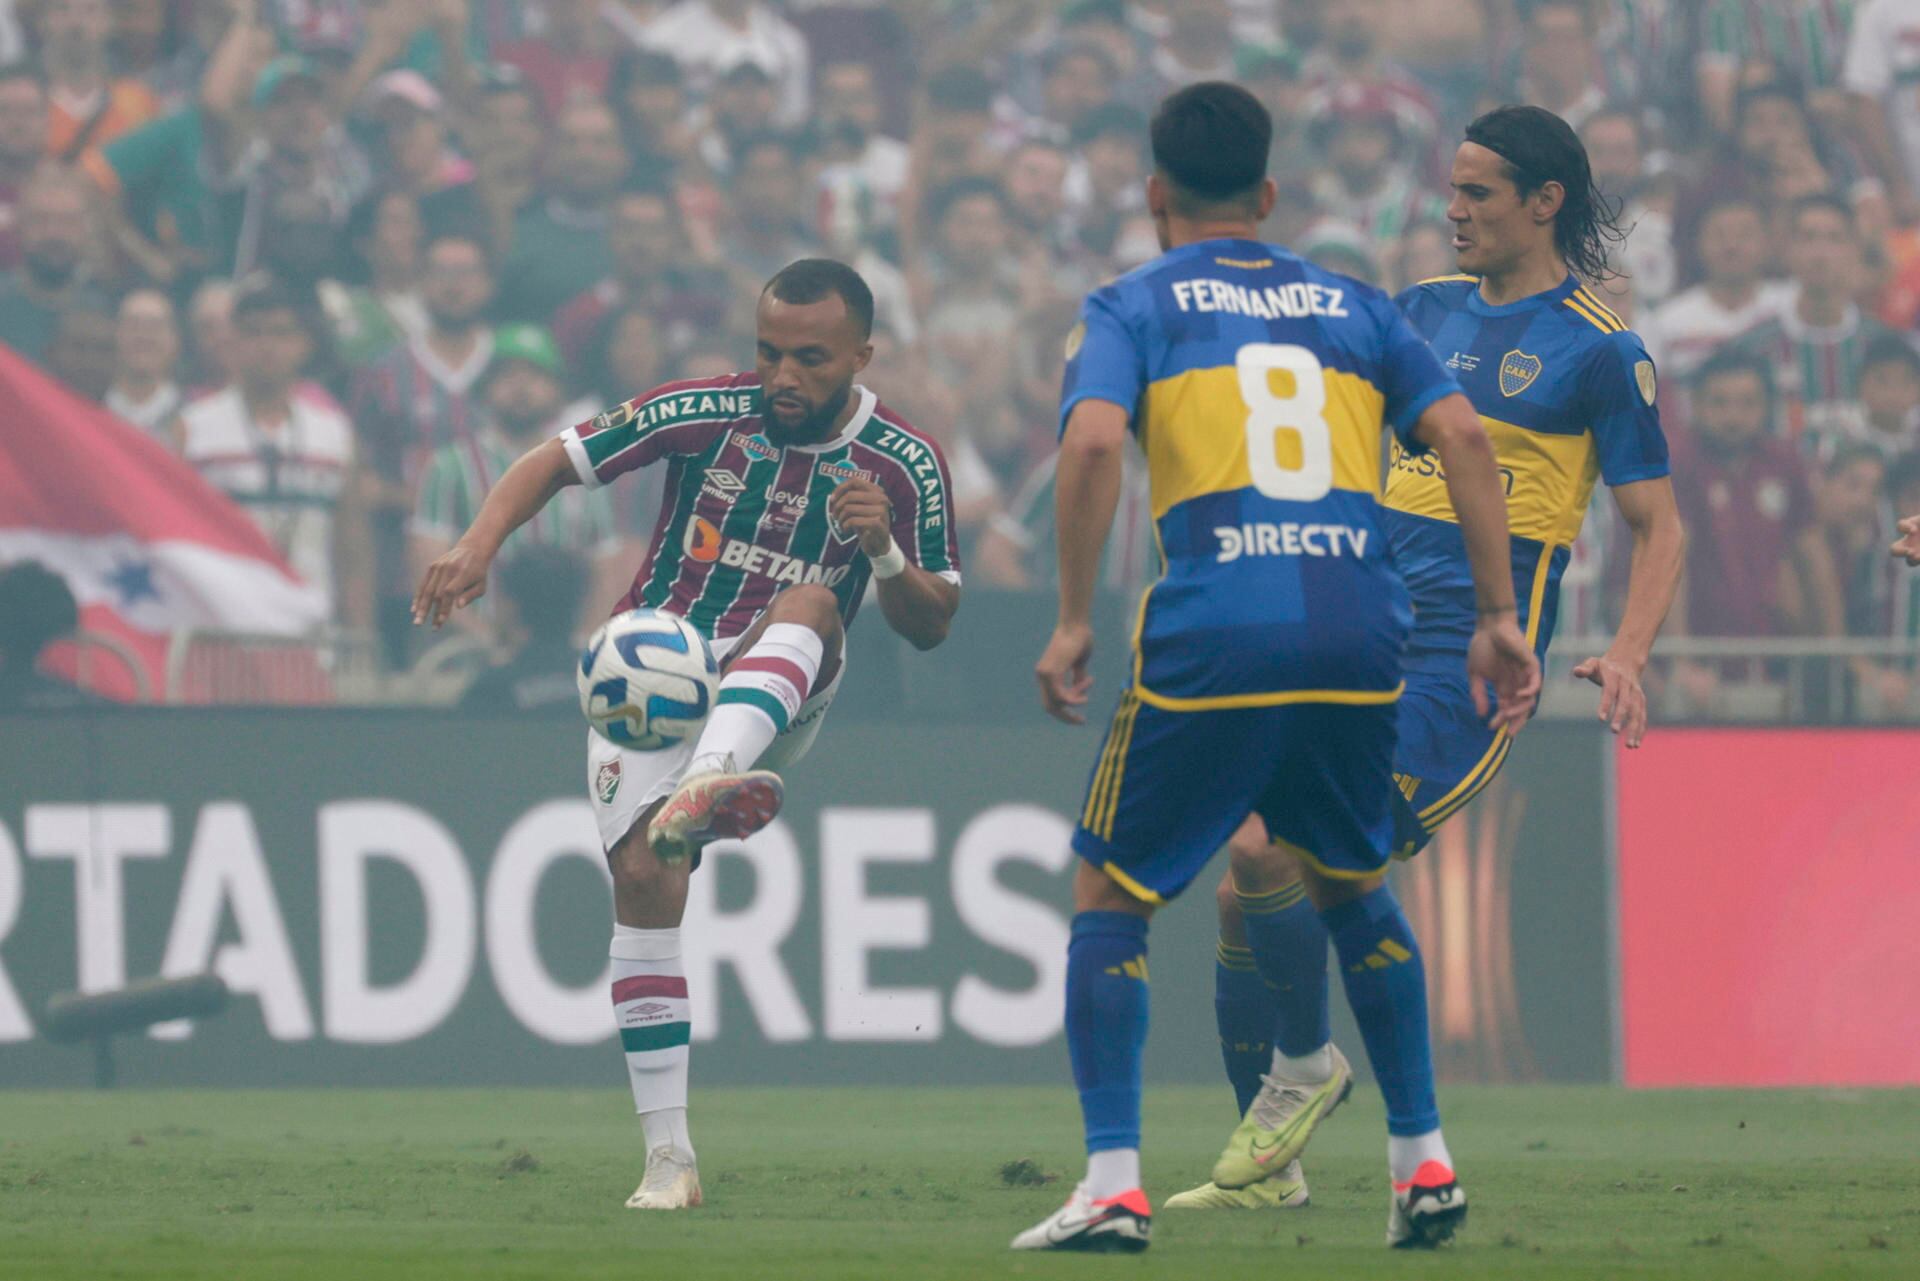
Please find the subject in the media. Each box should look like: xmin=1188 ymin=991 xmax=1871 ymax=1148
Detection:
xmin=558 ymin=372 xmax=962 ymax=641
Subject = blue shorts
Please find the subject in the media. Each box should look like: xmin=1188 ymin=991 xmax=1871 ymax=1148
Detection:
xmin=1388 ymin=668 xmax=1514 ymax=858
xmin=1071 ymin=690 xmax=1401 ymax=903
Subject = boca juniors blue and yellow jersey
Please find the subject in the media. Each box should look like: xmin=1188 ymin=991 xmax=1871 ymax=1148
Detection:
xmin=1061 ymin=238 xmax=1461 ymax=709
xmin=1385 ymin=274 xmax=1669 ymax=672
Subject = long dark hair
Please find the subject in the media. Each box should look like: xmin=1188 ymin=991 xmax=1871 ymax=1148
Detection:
xmin=1465 ymin=104 xmax=1627 ymax=284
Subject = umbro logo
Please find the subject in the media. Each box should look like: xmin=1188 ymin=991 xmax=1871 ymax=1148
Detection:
xmin=702 ymin=468 xmax=745 ymax=502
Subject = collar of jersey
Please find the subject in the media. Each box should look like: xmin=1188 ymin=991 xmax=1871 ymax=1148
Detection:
xmin=1463 ymin=272 xmax=1579 ymax=318
xmin=778 ymin=384 xmax=877 ymax=453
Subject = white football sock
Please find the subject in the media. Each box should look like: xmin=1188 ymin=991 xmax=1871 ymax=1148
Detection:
xmin=1272 ymin=1043 xmax=1333 ymax=1083
xmin=1388 ymin=1129 xmax=1452 ymax=1184
xmin=688 ymin=623 xmax=825 ymax=776
xmin=611 ymin=924 xmax=694 ymax=1159
xmin=640 ymin=1106 xmax=692 ymax=1156
xmin=1086 ymin=1148 xmax=1141 ymax=1199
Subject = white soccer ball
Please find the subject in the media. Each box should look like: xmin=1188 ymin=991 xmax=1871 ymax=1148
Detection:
xmin=577 ymin=609 xmax=718 ymax=751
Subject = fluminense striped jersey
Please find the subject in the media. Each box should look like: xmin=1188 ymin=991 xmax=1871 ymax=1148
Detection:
xmin=558 ymin=372 xmax=961 ymax=640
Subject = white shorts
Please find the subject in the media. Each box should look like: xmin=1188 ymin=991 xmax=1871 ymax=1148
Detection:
xmin=586 ymin=630 xmax=842 ymax=850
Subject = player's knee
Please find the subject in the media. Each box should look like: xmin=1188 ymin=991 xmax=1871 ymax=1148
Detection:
xmin=768 ymin=585 xmax=843 ymax=646
xmin=608 ymin=823 xmax=676 ymax=897
xmin=1228 ymin=835 xmax=1305 ymax=895
xmin=1213 ymin=871 xmax=1244 ymax=932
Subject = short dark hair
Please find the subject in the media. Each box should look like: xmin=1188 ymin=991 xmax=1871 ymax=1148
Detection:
xmin=0 ymin=560 xmax=78 ymax=661
xmin=1150 ymin=82 xmax=1271 ymax=212
xmin=929 ymin=175 xmax=1007 ymax=227
xmin=763 ymin=258 xmax=874 ymax=338
xmin=1465 ymin=103 xmax=1627 ymax=283
xmin=495 ymin=546 xmax=587 ymax=643
xmin=1825 ymin=441 xmax=1888 ymax=479
xmin=1862 ymin=333 xmax=1920 ymax=378
xmin=231 ymin=273 xmax=311 ymax=323
xmin=1693 ymin=345 xmax=1774 ymax=402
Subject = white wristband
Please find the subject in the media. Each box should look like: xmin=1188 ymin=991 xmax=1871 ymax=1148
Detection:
xmin=870 ymin=537 xmax=909 ymax=579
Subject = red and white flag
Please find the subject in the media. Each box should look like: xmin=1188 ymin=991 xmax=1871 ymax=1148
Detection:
xmin=0 ymin=345 xmax=328 ymax=701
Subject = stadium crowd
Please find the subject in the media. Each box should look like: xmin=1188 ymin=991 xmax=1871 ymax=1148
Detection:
xmin=0 ymin=0 xmax=1917 ymax=714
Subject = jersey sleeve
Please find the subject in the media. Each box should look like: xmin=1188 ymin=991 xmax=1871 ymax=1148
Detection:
xmin=1583 ymin=331 xmax=1672 ymax=487
xmin=1058 ymin=287 xmax=1145 ymax=436
xmin=558 ymin=380 xmax=743 ymax=488
xmin=885 ymin=435 xmax=963 ymax=586
xmin=1375 ymin=294 xmax=1459 ymax=454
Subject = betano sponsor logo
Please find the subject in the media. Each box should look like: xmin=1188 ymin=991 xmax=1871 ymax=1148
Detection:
xmin=1214 ymin=522 xmax=1372 ymax=562
xmin=681 ymin=516 xmax=849 ymax=586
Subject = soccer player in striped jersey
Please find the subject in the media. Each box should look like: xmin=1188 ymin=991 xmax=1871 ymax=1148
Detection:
xmin=1171 ymin=106 xmax=1686 ymax=1244
xmin=413 ymin=259 xmax=960 ymax=1210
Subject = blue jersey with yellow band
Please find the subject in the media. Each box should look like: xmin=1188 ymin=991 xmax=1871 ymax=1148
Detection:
xmin=1061 ymin=238 xmax=1461 ymax=709
xmin=1384 ymin=274 xmax=1669 ymax=673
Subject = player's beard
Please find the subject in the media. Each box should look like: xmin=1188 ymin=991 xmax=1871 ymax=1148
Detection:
xmin=765 ymin=379 xmax=852 ymax=446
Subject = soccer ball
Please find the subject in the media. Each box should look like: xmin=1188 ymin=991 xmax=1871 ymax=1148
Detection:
xmin=577 ymin=609 xmax=718 ymax=751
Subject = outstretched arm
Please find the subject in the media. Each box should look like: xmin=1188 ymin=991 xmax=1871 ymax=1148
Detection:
xmin=1571 ymin=477 xmax=1684 ymax=747
xmin=412 ymin=438 xmax=577 ymax=626
xmin=826 ymin=478 xmax=959 ymax=651
xmin=1414 ymin=392 xmax=1542 ymax=731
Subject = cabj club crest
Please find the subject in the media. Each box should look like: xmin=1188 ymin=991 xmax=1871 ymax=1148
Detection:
xmin=1498 ymin=350 xmax=1542 ymax=397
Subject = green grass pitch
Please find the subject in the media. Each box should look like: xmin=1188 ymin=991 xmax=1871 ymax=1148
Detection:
xmin=1 ymin=1085 xmax=1911 ymax=1279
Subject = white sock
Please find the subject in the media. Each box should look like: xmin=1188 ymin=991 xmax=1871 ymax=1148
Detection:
xmin=688 ymin=623 xmax=824 ymax=776
xmin=610 ymin=924 xmax=693 ymax=1159
xmin=1086 ymin=1148 xmax=1141 ymax=1199
xmin=1388 ymin=1129 xmax=1452 ymax=1184
xmin=640 ymin=1106 xmax=692 ymax=1155
xmin=1272 ymin=1043 xmax=1333 ymax=1083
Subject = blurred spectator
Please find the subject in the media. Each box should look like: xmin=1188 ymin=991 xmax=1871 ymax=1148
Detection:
xmin=174 ymin=275 xmax=364 ymax=619
xmin=1299 ymin=217 xmax=1379 ymax=285
xmin=1643 ymin=194 xmax=1785 ymax=380
xmin=814 ymin=57 xmax=910 ymax=254
xmin=496 ymin=99 xmax=626 ymax=323
xmin=1667 ymin=349 xmax=1831 ymax=706
xmin=1733 ymin=195 xmax=1895 ymax=443
xmin=553 ymin=183 xmax=728 ymax=383
xmin=974 ymin=447 xmax=1155 ymax=599
xmin=1299 ymin=0 xmax=1437 ymax=167
xmin=1842 ymin=0 xmax=1920 ymax=226
xmin=43 ymin=297 xmax=116 ymax=399
xmin=1026 ymin=40 xmax=1119 ymax=145
xmin=1065 ymin=102 xmax=1146 ymax=259
xmin=497 ymin=0 xmax=626 ymax=119
xmin=1506 ymin=0 xmax=1610 ymax=133
xmin=36 ymin=0 xmax=158 ymax=158
xmin=0 ymin=560 xmax=96 ymax=710
xmin=0 ymin=66 xmax=47 ymax=270
xmin=1389 ymin=219 xmax=1455 ymax=293
xmin=1812 ymin=443 xmax=1909 ymax=712
xmin=458 ymin=545 xmax=590 ymax=712
xmin=714 ymin=132 xmax=819 ymax=308
xmin=694 ymin=61 xmax=783 ymax=176
xmin=103 ymin=288 xmax=182 ymax=435
xmin=640 ymin=0 xmax=812 ymax=130
xmin=611 ymin=49 xmax=698 ymax=176
xmin=410 ymin=323 xmax=622 ymax=632
xmin=1147 ymin=0 xmax=1238 ymax=90
xmin=1852 ymin=336 xmax=1920 ymax=460
xmin=1695 ymin=0 xmax=1858 ymax=139
xmin=362 ymin=72 xmax=473 ymax=203
xmin=584 ymin=301 xmax=672 ymax=555
xmin=323 ymin=189 xmax=428 ymax=367
xmin=1237 ymin=43 xmax=1314 ymax=178
xmin=1580 ymin=106 xmax=1673 ymax=314
xmin=185 ymin=277 xmax=238 ymax=392
xmin=0 ymin=164 xmax=104 ymax=361
xmin=1307 ymin=84 xmax=1445 ymax=265
xmin=445 ymin=71 xmax=544 ymax=253
xmin=901 ymin=64 xmax=998 ymax=256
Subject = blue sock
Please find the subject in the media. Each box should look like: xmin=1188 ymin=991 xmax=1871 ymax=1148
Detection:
xmin=1237 ymin=881 xmax=1332 ymax=1058
xmin=1213 ymin=939 xmax=1276 ymax=1116
xmin=1066 ymin=911 xmax=1150 ymax=1153
xmin=1322 ymin=884 xmax=1440 ymax=1136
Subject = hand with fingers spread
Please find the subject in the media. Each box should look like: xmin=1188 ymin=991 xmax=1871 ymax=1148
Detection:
xmin=413 ymin=540 xmax=492 ymax=628
xmin=1572 ymin=652 xmax=1649 ymax=748
xmin=1467 ymin=612 xmax=1541 ymax=734
xmin=1035 ymin=620 xmax=1095 ymax=724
